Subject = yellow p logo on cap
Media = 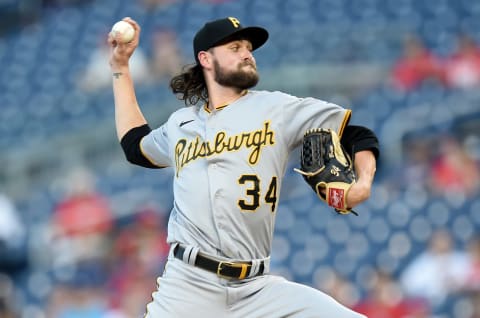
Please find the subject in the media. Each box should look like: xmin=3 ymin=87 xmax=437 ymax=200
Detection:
xmin=228 ymin=17 xmax=241 ymax=28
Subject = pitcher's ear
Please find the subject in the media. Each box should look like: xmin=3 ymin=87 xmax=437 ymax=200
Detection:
xmin=198 ymin=51 xmax=212 ymax=68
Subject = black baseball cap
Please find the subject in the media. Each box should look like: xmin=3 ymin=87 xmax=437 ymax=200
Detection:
xmin=193 ymin=17 xmax=269 ymax=63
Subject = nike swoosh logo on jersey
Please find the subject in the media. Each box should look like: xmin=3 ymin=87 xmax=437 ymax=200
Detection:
xmin=179 ymin=120 xmax=194 ymax=127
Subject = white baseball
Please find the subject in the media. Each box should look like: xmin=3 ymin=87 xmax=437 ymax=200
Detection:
xmin=111 ymin=20 xmax=135 ymax=43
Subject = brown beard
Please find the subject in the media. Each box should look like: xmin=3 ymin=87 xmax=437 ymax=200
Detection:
xmin=213 ymin=59 xmax=259 ymax=90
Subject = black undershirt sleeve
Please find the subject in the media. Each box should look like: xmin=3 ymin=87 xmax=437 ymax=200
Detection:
xmin=340 ymin=125 xmax=380 ymax=160
xmin=120 ymin=124 xmax=163 ymax=169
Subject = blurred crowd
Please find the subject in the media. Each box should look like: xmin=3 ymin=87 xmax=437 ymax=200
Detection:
xmin=389 ymin=33 xmax=480 ymax=93
xmin=1 ymin=167 xmax=170 ymax=318
xmin=398 ymin=134 xmax=480 ymax=199
xmin=315 ymin=229 xmax=480 ymax=318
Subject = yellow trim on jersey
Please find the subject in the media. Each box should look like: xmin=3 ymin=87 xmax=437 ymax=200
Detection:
xmin=217 ymin=104 xmax=229 ymax=110
xmin=203 ymin=90 xmax=248 ymax=113
xmin=139 ymin=136 xmax=168 ymax=168
xmin=203 ymin=103 xmax=229 ymax=112
xmin=337 ymin=109 xmax=351 ymax=138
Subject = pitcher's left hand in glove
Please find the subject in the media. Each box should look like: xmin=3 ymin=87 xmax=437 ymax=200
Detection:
xmin=294 ymin=128 xmax=357 ymax=215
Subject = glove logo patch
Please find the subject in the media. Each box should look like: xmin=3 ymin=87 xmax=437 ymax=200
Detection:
xmin=330 ymin=165 xmax=340 ymax=177
xmin=328 ymin=188 xmax=345 ymax=210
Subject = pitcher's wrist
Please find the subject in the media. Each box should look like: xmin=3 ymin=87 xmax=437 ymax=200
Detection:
xmin=346 ymin=181 xmax=371 ymax=208
xmin=109 ymin=62 xmax=130 ymax=73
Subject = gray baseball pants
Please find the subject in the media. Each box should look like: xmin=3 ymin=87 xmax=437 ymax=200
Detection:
xmin=144 ymin=248 xmax=366 ymax=318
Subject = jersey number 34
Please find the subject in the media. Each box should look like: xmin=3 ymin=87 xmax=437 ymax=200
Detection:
xmin=238 ymin=175 xmax=277 ymax=213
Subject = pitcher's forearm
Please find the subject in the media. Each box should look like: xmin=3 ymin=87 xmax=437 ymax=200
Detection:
xmin=346 ymin=150 xmax=377 ymax=208
xmin=112 ymin=66 xmax=148 ymax=140
xmin=353 ymin=151 xmax=376 ymax=186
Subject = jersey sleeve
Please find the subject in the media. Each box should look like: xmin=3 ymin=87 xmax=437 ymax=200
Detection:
xmin=281 ymin=93 xmax=351 ymax=150
xmin=139 ymin=123 xmax=172 ymax=167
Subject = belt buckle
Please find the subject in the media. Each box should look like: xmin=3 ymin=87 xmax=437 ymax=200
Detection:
xmin=217 ymin=261 xmax=249 ymax=280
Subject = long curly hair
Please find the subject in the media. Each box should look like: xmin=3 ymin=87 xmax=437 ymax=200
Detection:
xmin=169 ymin=64 xmax=208 ymax=106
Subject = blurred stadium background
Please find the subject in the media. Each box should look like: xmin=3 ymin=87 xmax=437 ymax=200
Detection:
xmin=1 ymin=0 xmax=480 ymax=317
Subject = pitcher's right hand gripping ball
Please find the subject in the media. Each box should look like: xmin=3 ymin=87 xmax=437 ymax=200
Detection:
xmin=294 ymin=128 xmax=357 ymax=215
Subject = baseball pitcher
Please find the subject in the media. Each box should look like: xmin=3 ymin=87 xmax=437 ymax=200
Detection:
xmin=108 ymin=16 xmax=379 ymax=318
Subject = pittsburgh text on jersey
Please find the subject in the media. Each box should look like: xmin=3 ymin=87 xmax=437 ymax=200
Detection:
xmin=174 ymin=121 xmax=275 ymax=176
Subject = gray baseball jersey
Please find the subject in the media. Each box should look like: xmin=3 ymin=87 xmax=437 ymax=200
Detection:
xmin=141 ymin=90 xmax=350 ymax=260
xmin=141 ymin=90 xmax=364 ymax=318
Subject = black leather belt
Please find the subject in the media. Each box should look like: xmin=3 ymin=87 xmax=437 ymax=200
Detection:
xmin=173 ymin=244 xmax=265 ymax=280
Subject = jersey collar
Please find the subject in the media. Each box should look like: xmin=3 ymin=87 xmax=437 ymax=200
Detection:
xmin=203 ymin=90 xmax=248 ymax=113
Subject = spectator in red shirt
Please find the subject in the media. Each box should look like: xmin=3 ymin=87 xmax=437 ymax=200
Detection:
xmin=444 ymin=34 xmax=480 ymax=89
xmin=105 ymin=204 xmax=169 ymax=317
xmin=53 ymin=167 xmax=113 ymax=237
xmin=390 ymin=35 xmax=444 ymax=92
xmin=429 ymin=137 xmax=480 ymax=197
xmin=354 ymin=270 xmax=430 ymax=318
xmin=50 ymin=166 xmax=114 ymax=263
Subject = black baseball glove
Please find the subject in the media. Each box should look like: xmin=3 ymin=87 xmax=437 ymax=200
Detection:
xmin=294 ymin=128 xmax=357 ymax=215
